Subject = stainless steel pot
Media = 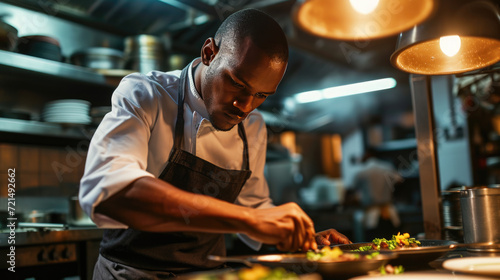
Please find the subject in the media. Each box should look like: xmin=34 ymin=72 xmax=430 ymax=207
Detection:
xmin=124 ymin=34 xmax=167 ymax=73
xmin=24 ymin=210 xmax=66 ymax=224
xmin=68 ymin=196 xmax=95 ymax=226
xmin=460 ymin=186 xmax=500 ymax=251
xmin=442 ymin=190 xmax=464 ymax=242
xmin=70 ymin=47 xmax=125 ymax=69
xmin=0 ymin=20 xmax=18 ymax=51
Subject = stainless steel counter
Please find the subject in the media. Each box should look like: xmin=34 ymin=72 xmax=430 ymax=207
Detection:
xmin=0 ymin=226 xmax=103 ymax=247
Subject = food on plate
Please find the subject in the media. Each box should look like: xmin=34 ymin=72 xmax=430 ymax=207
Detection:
xmin=306 ymin=245 xmax=381 ymax=261
xmin=189 ymin=265 xmax=300 ymax=280
xmin=379 ymin=264 xmax=405 ymax=275
xmin=357 ymin=232 xmax=421 ymax=251
xmin=238 ymin=265 xmax=298 ymax=280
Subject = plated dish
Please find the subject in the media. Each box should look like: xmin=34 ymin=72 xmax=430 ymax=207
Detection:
xmin=350 ymin=271 xmax=499 ymax=280
xmin=443 ymin=257 xmax=500 ymax=277
xmin=177 ymin=265 xmax=321 ymax=280
xmin=336 ymin=239 xmax=457 ymax=267
xmin=355 ymin=232 xmax=421 ymax=251
xmin=210 ymin=249 xmax=397 ymax=279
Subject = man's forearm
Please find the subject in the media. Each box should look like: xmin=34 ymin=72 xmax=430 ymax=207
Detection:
xmin=95 ymin=176 xmax=256 ymax=234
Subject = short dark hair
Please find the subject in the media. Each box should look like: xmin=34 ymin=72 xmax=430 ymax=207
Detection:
xmin=214 ymin=8 xmax=288 ymax=63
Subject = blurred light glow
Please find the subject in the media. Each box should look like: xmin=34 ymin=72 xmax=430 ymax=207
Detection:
xmin=294 ymin=78 xmax=397 ymax=104
xmin=439 ymin=35 xmax=461 ymax=57
xmin=349 ymin=0 xmax=379 ymax=14
xmin=295 ymin=90 xmax=323 ymax=104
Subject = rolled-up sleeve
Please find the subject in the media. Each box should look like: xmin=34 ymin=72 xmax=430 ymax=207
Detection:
xmin=79 ymin=74 xmax=159 ymax=228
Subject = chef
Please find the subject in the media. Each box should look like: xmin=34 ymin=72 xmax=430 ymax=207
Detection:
xmin=80 ymin=8 xmax=350 ymax=279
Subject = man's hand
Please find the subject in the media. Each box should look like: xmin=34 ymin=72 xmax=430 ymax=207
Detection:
xmin=315 ymin=229 xmax=352 ymax=245
xmin=245 ymin=202 xmax=317 ymax=252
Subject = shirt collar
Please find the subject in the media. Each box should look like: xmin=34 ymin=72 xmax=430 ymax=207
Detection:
xmin=185 ymin=58 xmax=209 ymax=120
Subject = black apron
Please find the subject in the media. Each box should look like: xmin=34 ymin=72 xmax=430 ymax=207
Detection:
xmin=99 ymin=65 xmax=252 ymax=275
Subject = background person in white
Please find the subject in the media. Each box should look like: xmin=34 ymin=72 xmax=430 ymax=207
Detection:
xmin=80 ymin=8 xmax=350 ymax=278
xmin=352 ymin=148 xmax=403 ymax=241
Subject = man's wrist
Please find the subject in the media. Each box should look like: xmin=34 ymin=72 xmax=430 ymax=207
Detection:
xmin=237 ymin=207 xmax=257 ymax=236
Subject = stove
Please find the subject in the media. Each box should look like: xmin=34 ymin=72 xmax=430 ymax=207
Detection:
xmin=0 ymin=224 xmax=103 ymax=280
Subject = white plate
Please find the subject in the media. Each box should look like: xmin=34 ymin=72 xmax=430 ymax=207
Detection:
xmin=42 ymin=113 xmax=91 ymax=118
xmin=44 ymin=107 xmax=89 ymax=112
xmin=44 ymin=101 xmax=90 ymax=106
xmin=43 ymin=106 xmax=89 ymax=111
xmin=350 ymin=271 xmax=499 ymax=279
xmin=443 ymin=257 xmax=500 ymax=277
xmin=45 ymin=99 xmax=91 ymax=106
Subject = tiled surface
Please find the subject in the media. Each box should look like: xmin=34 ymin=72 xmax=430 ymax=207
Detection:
xmin=0 ymin=143 xmax=86 ymax=197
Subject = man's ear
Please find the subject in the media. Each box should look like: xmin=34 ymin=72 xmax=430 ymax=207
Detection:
xmin=200 ymin=38 xmax=219 ymax=66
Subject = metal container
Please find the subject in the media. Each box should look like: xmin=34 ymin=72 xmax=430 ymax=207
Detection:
xmin=124 ymin=34 xmax=167 ymax=73
xmin=24 ymin=210 xmax=66 ymax=224
xmin=68 ymin=196 xmax=95 ymax=226
xmin=70 ymin=47 xmax=125 ymax=69
xmin=460 ymin=186 xmax=500 ymax=251
xmin=0 ymin=20 xmax=18 ymax=51
xmin=17 ymin=35 xmax=63 ymax=62
xmin=442 ymin=190 xmax=464 ymax=242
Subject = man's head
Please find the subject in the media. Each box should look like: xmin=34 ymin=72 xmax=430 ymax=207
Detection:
xmin=197 ymin=8 xmax=288 ymax=131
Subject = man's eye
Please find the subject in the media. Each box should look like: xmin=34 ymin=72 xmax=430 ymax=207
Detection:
xmin=255 ymin=93 xmax=267 ymax=99
xmin=231 ymin=79 xmax=244 ymax=89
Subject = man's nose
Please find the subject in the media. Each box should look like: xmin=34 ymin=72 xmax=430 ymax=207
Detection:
xmin=233 ymin=95 xmax=254 ymax=113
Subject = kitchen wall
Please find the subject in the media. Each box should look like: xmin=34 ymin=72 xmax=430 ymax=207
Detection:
xmin=0 ymin=143 xmax=86 ymax=226
xmin=0 ymin=144 xmax=85 ymax=196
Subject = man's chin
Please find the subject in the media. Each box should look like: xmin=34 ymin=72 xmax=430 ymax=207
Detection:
xmin=209 ymin=114 xmax=240 ymax=131
xmin=212 ymin=122 xmax=236 ymax=132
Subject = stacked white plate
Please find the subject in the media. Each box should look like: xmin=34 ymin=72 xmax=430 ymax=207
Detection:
xmin=42 ymin=99 xmax=92 ymax=125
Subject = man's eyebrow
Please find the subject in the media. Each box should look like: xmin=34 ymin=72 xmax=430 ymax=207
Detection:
xmin=231 ymin=71 xmax=276 ymax=95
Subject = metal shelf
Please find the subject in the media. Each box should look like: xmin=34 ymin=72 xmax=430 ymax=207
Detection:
xmin=372 ymin=138 xmax=417 ymax=152
xmin=0 ymin=117 xmax=91 ymax=140
xmin=0 ymin=50 xmax=108 ymax=86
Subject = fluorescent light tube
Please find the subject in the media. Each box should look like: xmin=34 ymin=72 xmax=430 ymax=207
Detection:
xmin=294 ymin=78 xmax=397 ymax=104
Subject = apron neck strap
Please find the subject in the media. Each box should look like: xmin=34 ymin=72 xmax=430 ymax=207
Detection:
xmin=173 ymin=66 xmax=188 ymax=149
xmin=237 ymin=122 xmax=250 ymax=171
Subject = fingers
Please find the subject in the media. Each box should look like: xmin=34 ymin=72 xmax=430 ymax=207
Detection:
xmin=316 ymin=234 xmax=331 ymax=246
xmin=328 ymin=229 xmax=352 ymax=244
xmin=334 ymin=230 xmax=352 ymax=244
xmin=315 ymin=229 xmax=352 ymax=245
xmin=301 ymin=212 xmax=317 ymax=251
xmin=284 ymin=204 xmax=317 ymax=252
xmin=257 ymin=203 xmax=320 ymax=252
xmin=291 ymin=218 xmax=304 ymax=252
xmin=301 ymin=221 xmax=317 ymax=251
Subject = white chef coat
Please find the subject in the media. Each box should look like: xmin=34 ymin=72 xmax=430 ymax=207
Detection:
xmin=79 ymin=59 xmax=274 ymax=248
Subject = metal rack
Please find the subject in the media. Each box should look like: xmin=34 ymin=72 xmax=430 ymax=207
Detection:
xmin=0 ymin=117 xmax=91 ymax=140
xmin=0 ymin=49 xmax=108 ymax=86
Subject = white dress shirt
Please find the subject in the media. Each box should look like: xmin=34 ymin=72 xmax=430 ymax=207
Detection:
xmin=79 ymin=59 xmax=274 ymax=243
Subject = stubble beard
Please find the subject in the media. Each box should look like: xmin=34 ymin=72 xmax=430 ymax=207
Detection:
xmin=203 ymin=64 xmax=235 ymax=132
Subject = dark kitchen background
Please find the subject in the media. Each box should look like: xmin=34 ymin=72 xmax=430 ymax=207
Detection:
xmin=0 ymin=0 xmax=499 ymax=279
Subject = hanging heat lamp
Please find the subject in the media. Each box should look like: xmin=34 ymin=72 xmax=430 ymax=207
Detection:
xmin=292 ymin=0 xmax=435 ymax=40
xmin=391 ymin=0 xmax=500 ymax=75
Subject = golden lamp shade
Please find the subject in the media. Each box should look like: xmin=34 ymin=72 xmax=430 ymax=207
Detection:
xmin=292 ymin=0 xmax=435 ymax=41
xmin=391 ymin=0 xmax=500 ymax=75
